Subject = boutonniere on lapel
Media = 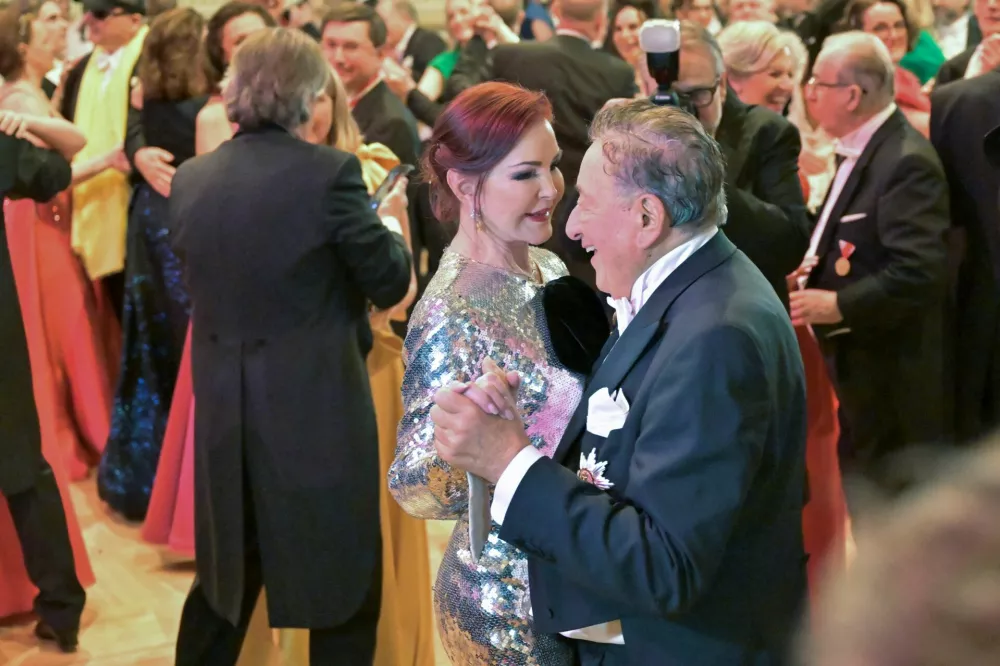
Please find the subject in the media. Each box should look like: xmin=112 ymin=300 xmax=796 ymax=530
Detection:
xmin=586 ymin=387 xmax=629 ymax=437
xmin=578 ymin=448 xmax=614 ymax=489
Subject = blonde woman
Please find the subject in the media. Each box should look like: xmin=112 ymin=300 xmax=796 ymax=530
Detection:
xmin=718 ymin=20 xmax=835 ymax=212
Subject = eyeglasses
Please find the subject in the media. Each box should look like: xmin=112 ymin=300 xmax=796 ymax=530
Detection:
xmin=805 ymin=76 xmax=865 ymax=92
xmin=674 ymin=78 xmax=721 ymax=108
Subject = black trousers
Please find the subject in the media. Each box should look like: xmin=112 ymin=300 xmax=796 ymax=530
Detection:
xmin=174 ymin=478 xmax=382 ymax=666
xmin=102 ymin=270 xmax=124 ymax=324
xmin=5 ymin=460 xmax=86 ymax=633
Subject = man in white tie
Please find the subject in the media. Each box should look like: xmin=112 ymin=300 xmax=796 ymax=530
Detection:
xmin=430 ymin=100 xmax=809 ymax=666
xmin=791 ymin=32 xmax=950 ymax=509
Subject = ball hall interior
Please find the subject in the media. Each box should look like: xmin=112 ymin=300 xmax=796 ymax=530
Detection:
xmin=2 ymin=0 xmax=1000 ymax=663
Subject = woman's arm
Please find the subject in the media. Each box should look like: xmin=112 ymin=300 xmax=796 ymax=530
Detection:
xmin=0 ymin=91 xmax=86 ymax=159
xmin=416 ymin=66 xmax=444 ymax=102
xmin=530 ymin=18 xmax=554 ymax=41
xmin=71 ymin=145 xmax=129 ymax=185
xmin=389 ymin=310 xmax=483 ymax=519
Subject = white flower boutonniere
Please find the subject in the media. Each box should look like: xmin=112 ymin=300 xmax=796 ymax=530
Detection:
xmin=577 ymin=448 xmax=614 ymax=489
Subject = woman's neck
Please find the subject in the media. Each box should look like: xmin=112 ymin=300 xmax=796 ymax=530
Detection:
xmin=451 ymin=219 xmax=533 ymax=278
xmin=17 ymin=60 xmax=47 ymax=91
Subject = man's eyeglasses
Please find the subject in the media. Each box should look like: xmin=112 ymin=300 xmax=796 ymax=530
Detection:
xmin=675 ymin=78 xmax=721 ymax=109
xmin=89 ymin=8 xmax=125 ymax=20
xmin=805 ymin=77 xmax=869 ymax=95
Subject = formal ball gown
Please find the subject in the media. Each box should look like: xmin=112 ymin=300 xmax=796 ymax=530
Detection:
xmin=98 ymin=96 xmax=208 ymax=521
xmin=144 ymin=143 xmax=435 ymax=666
xmin=0 ymin=83 xmax=118 ymax=482
xmin=389 ymin=248 xmax=581 ymax=666
xmin=0 ymin=196 xmax=96 ymax=618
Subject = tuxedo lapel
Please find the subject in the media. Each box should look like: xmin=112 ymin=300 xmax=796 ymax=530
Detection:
xmin=716 ymin=92 xmax=752 ymax=185
xmin=816 ymin=111 xmax=905 ymax=258
xmin=553 ymin=232 xmax=739 ymax=462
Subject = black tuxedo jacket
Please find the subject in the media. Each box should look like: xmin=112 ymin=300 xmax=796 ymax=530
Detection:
xmin=807 ymin=110 xmax=949 ymax=461
xmin=715 ymin=92 xmax=810 ymax=310
xmin=936 ymin=47 xmax=975 ymax=86
xmin=488 ymin=35 xmax=637 ymax=288
xmin=0 ymin=136 xmax=71 ymax=496
xmin=352 ymin=79 xmax=421 ymax=168
xmin=500 ymin=232 xmax=808 ymax=665
xmin=168 ymin=125 xmax=411 ymax=627
xmin=931 ymin=71 xmax=1000 ymax=439
xmin=403 ymin=26 xmax=447 ymax=82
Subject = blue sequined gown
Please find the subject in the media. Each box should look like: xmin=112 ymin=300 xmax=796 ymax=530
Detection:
xmin=98 ymin=96 xmax=208 ymax=520
xmin=390 ymin=247 xmax=582 ymax=666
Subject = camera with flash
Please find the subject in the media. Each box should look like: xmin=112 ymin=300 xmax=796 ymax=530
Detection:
xmin=639 ymin=19 xmax=697 ymax=115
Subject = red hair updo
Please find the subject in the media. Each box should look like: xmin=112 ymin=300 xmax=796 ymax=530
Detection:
xmin=422 ymin=82 xmax=554 ymax=223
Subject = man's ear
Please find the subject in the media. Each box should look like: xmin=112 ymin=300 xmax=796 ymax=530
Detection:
xmin=446 ymin=169 xmax=478 ymax=210
xmin=718 ymin=71 xmax=728 ymax=105
xmin=633 ymin=193 xmax=669 ymax=249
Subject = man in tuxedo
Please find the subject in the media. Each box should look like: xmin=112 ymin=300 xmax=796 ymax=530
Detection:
xmin=432 ymin=101 xmax=808 ymax=665
xmin=792 ymin=33 xmax=949 ymax=503
xmin=1 ymin=131 xmax=85 ymax=654
xmin=671 ymin=22 xmax=810 ymax=309
xmin=480 ymin=0 xmax=638 ymax=287
xmin=376 ymin=0 xmax=447 ymax=81
xmin=935 ymin=0 xmax=1000 ymax=85
xmin=321 ymin=3 xmax=421 ymax=166
xmin=932 ymin=0 xmax=983 ymax=59
xmin=59 ymin=0 xmax=147 ymax=321
xmin=931 ymin=66 xmax=1000 ymax=441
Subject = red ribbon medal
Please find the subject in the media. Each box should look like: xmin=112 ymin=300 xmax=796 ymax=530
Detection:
xmin=835 ymin=240 xmax=856 ymax=277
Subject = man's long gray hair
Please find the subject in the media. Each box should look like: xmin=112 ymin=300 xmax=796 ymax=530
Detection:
xmin=589 ymin=100 xmax=728 ymax=229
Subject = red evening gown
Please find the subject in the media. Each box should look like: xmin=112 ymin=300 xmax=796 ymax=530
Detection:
xmin=797 ymin=324 xmax=848 ymax=598
xmin=0 ymin=194 xmax=100 ymax=618
xmin=142 ymin=326 xmax=196 ymax=558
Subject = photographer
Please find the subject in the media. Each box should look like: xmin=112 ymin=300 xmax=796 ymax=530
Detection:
xmin=639 ymin=20 xmax=810 ymax=309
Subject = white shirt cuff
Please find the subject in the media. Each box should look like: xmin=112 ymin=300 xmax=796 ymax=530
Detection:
xmin=490 ymin=446 xmax=544 ymax=526
xmin=380 ymin=215 xmax=403 ymax=235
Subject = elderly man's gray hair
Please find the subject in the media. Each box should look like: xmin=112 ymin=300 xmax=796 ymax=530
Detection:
xmin=589 ymin=100 xmax=728 ymax=229
xmin=680 ymin=21 xmax=726 ymax=79
xmin=225 ymin=28 xmax=332 ymax=132
xmin=822 ymin=31 xmax=895 ymax=110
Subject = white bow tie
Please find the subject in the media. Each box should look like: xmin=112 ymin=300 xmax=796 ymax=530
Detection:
xmin=95 ymin=51 xmax=117 ymax=73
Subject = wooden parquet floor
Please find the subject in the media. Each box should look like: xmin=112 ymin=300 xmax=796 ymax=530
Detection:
xmin=0 ymin=477 xmax=454 ymax=666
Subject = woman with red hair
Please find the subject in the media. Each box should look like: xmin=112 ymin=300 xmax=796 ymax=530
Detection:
xmin=389 ymin=81 xmax=605 ymax=665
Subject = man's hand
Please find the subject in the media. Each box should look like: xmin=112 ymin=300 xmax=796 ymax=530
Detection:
xmin=135 ymin=146 xmax=176 ymax=197
xmin=381 ymin=58 xmax=416 ymax=100
xmin=106 ymin=145 xmax=132 ymax=174
xmin=786 ymin=255 xmax=818 ymax=292
xmin=789 ymin=289 xmax=843 ymax=327
xmin=431 ymin=366 xmax=530 ymax=484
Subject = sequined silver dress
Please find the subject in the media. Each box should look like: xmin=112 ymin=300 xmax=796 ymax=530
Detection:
xmin=390 ymin=247 xmax=583 ymax=666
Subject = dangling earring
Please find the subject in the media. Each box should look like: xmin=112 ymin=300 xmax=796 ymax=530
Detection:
xmin=472 ymin=209 xmax=484 ymax=233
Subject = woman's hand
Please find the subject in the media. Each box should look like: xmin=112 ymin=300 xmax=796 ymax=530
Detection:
xmin=0 ymin=110 xmax=29 ymax=138
xmin=377 ymin=177 xmax=409 ymax=225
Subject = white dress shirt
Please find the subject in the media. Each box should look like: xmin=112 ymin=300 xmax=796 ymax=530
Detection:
xmin=936 ymin=13 xmax=971 ymax=60
xmin=491 ymin=225 xmax=719 ymax=646
xmin=394 ymin=23 xmax=417 ymax=63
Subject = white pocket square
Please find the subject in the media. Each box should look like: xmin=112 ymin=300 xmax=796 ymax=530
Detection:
xmin=586 ymin=387 xmax=629 ymax=437
xmin=840 ymin=213 xmax=867 ymax=223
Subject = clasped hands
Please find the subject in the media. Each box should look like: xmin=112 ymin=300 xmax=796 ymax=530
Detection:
xmin=431 ymin=358 xmax=531 ymax=484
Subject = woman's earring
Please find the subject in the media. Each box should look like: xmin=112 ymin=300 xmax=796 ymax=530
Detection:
xmin=472 ymin=209 xmax=484 ymax=232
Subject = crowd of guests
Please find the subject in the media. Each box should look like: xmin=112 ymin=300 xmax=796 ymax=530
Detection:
xmin=1 ymin=0 xmax=1000 ymax=662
